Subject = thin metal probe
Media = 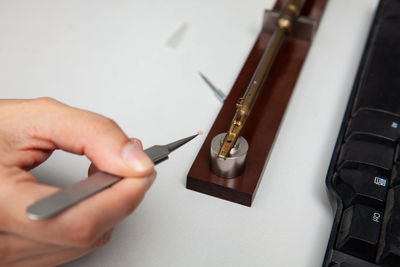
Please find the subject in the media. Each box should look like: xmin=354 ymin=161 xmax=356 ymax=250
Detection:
xmin=199 ymin=72 xmax=226 ymax=102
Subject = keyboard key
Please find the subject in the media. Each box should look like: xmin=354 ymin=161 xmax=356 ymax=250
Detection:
xmin=331 ymin=261 xmax=378 ymax=267
xmin=376 ymin=186 xmax=400 ymax=266
xmin=390 ymin=163 xmax=400 ymax=187
xmin=329 ymin=250 xmax=383 ymax=267
xmin=352 ymin=1 xmax=400 ymax=116
xmin=346 ymin=110 xmax=400 ymax=142
xmin=333 ymin=166 xmax=388 ymax=209
xmin=337 ymin=136 xmax=395 ymax=171
xmin=331 ymin=263 xmax=354 ymax=267
xmin=336 ymin=204 xmax=382 ymax=261
xmin=333 ymin=263 xmax=359 ymax=267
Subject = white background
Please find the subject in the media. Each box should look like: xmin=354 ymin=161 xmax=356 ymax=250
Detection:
xmin=0 ymin=0 xmax=378 ymax=266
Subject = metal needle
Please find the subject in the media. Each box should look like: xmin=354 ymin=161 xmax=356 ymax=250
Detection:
xmin=199 ymin=72 xmax=226 ymax=102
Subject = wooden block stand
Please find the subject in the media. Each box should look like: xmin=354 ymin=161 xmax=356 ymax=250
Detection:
xmin=187 ymin=0 xmax=328 ymax=206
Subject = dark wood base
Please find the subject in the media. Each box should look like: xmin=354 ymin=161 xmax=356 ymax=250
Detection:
xmin=187 ymin=0 xmax=328 ymax=206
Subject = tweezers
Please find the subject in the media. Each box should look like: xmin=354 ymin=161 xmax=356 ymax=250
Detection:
xmin=26 ymin=134 xmax=198 ymax=220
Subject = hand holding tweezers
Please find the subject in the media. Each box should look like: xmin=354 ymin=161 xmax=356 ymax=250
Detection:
xmin=26 ymin=134 xmax=198 ymax=220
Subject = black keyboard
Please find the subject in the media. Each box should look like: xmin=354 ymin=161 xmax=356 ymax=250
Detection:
xmin=323 ymin=0 xmax=400 ymax=266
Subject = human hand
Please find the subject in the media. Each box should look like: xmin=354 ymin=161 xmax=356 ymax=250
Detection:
xmin=0 ymin=97 xmax=155 ymax=266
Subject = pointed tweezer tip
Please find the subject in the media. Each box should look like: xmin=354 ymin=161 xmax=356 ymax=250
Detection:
xmin=167 ymin=133 xmax=201 ymax=152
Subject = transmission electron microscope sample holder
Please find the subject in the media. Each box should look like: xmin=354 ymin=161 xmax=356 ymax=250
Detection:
xmin=186 ymin=0 xmax=328 ymax=206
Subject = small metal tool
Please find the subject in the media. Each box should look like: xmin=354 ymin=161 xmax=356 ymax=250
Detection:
xmin=26 ymin=134 xmax=199 ymax=220
xmin=199 ymin=72 xmax=226 ymax=102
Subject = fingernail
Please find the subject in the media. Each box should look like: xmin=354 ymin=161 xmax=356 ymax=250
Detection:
xmin=122 ymin=141 xmax=154 ymax=172
xmin=131 ymin=138 xmax=143 ymax=150
xmin=146 ymin=171 xmax=157 ymax=190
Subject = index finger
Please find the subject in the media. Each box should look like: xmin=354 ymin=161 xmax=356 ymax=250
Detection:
xmin=0 ymin=97 xmax=154 ymax=177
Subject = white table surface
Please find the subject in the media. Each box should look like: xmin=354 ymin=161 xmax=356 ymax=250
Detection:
xmin=0 ymin=0 xmax=379 ymax=266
